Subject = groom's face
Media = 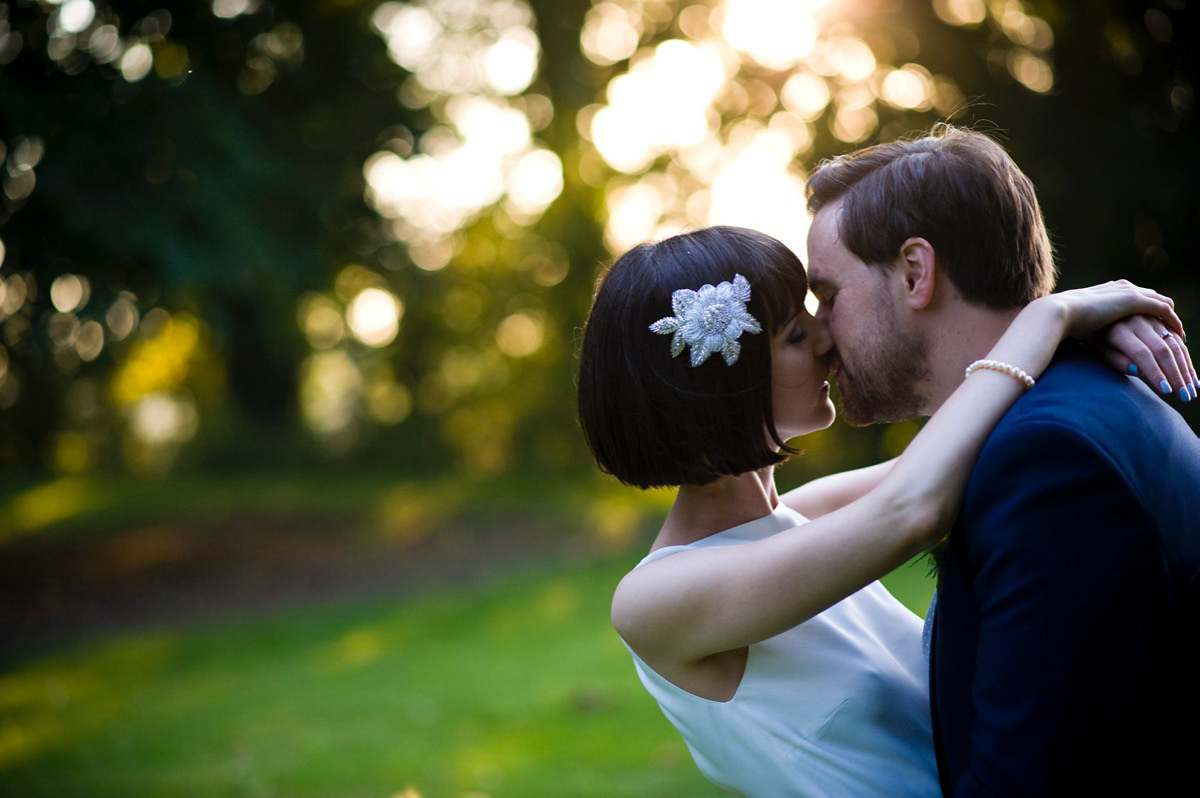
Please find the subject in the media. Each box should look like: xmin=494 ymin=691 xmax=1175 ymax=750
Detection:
xmin=805 ymin=200 xmax=930 ymax=426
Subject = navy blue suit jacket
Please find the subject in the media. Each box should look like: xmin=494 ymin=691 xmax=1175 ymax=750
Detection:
xmin=931 ymin=344 xmax=1200 ymax=796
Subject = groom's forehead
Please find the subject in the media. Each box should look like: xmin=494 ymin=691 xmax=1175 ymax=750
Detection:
xmin=808 ymin=255 xmax=886 ymax=301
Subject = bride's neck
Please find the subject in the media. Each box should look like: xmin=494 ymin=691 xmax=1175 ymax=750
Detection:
xmin=654 ymin=468 xmax=778 ymax=549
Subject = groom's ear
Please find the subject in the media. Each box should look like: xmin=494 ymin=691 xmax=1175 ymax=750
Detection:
xmin=896 ymin=237 xmax=937 ymax=310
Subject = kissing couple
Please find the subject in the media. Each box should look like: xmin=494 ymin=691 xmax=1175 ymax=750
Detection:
xmin=578 ymin=125 xmax=1200 ymax=796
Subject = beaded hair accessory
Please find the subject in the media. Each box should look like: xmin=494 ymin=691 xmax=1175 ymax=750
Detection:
xmin=649 ymin=274 xmax=762 ymax=366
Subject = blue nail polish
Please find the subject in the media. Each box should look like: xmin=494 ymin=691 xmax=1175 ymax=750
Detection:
xmin=1128 ymin=363 xmax=1139 ymax=376
xmin=1160 ymin=380 xmax=1172 ymax=395
xmin=1180 ymin=386 xmax=1190 ymax=401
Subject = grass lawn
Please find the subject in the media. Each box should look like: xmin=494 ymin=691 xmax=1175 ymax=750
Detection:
xmin=0 ymin=474 xmax=935 ymax=797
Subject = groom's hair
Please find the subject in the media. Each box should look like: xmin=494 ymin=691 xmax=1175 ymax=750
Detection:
xmin=577 ymin=226 xmax=809 ymax=490
xmin=805 ymin=124 xmax=1056 ymax=309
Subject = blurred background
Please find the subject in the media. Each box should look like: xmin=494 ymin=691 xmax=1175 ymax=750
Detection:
xmin=1 ymin=0 xmax=1197 ymax=795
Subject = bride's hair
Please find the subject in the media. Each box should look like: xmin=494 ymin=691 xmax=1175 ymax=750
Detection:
xmin=577 ymin=226 xmax=809 ymax=489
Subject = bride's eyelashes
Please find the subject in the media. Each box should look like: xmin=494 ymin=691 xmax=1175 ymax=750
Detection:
xmin=788 ymin=323 xmax=809 ymax=344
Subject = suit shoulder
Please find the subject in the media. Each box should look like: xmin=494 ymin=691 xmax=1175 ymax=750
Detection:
xmin=988 ymin=352 xmax=1182 ymax=445
xmin=969 ymin=353 xmax=1200 ymax=521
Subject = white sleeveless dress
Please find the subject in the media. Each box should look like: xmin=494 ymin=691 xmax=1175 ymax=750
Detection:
xmin=625 ymin=504 xmax=940 ymax=797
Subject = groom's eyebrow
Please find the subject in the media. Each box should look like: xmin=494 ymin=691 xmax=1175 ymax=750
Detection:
xmin=807 ymin=275 xmax=833 ymax=296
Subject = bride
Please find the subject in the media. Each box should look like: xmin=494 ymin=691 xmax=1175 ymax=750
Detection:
xmin=575 ymin=225 xmax=1190 ymax=796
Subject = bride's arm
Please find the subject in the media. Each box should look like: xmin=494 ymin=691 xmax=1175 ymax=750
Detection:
xmin=615 ymin=282 xmax=1187 ymax=663
xmin=781 ymin=459 xmax=897 ymax=520
xmin=781 ymin=306 xmax=1197 ymax=520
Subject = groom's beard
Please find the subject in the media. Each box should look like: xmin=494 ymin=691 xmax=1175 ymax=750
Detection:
xmin=835 ymin=295 xmax=931 ymax=427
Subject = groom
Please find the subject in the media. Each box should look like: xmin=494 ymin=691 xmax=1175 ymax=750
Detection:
xmin=803 ymin=126 xmax=1200 ymax=795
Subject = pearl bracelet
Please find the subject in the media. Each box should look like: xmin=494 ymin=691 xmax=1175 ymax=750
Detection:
xmin=964 ymin=358 xmax=1036 ymax=390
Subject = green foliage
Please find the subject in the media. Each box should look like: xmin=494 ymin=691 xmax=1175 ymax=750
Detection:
xmin=0 ymin=0 xmax=1195 ymax=480
xmin=0 ymin=0 xmax=418 ymax=471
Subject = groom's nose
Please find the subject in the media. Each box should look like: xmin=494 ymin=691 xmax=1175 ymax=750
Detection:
xmin=812 ymin=314 xmax=834 ymax=358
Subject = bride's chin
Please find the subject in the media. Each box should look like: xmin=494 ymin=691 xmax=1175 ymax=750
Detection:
xmin=819 ymin=399 xmax=837 ymax=427
xmin=779 ymin=411 xmax=837 ymax=442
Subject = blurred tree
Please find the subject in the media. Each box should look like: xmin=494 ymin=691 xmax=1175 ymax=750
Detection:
xmin=0 ymin=0 xmax=419 ymax=472
xmin=0 ymin=0 xmax=1194 ymax=482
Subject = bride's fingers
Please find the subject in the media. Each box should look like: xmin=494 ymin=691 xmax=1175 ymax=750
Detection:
xmin=1174 ymin=328 xmax=1199 ymax=399
xmin=1061 ymin=283 xmax=1181 ymax=338
xmin=1120 ymin=285 xmax=1184 ymax=336
xmin=1154 ymin=326 xmax=1197 ymax=399
xmin=1102 ymin=315 xmax=1195 ymax=400
xmin=1154 ymin=303 xmax=1186 ymax=339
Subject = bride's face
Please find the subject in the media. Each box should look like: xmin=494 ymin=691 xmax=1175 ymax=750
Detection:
xmin=770 ymin=306 xmax=836 ymax=442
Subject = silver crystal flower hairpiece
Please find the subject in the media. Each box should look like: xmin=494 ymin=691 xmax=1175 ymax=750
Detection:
xmin=649 ymin=274 xmax=762 ymax=366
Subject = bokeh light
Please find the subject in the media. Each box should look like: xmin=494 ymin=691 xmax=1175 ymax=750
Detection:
xmin=105 ymin=293 xmax=140 ymax=341
xmin=824 ymin=36 xmax=876 ymax=81
xmin=365 ymin=0 xmax=559 ymax=272
xmin=75 ymin=320 xmax=104 ymax=362
xmin=300 ymin=350 xmax=362 ymax=441
xmin=128 ymin=392 xmax=198 ymax=446
xmin=212 ymin=0 xmax=262 ymax=21
xmin=495 ymin=311 xmax=544 ymax=358
xmin=580 ymin=2 xmax=641 ymax=66
xmin=881 ymin=64 xmax=934 ymax=110
xmin=578 ymin=0 xmax=1054 ymax=261
xmin=118 ymin=42 xmax=153 ymax=82
xmin=781 ymin=72 xmax=831 ymax=120
xmin=57 ymin=0 xmax=96 ymax=35
xmin=933 ymin=0 xmax=986 ymax=26
xmin=298 ymin=294 xmax=346 ymax=351
xmin=721 ymin=0 xmax=822 ymax=69
xmin=50 ymin=274 xmax=89 ymax=314
xmin=1008 ymin=49 xmax=1053 ymax=93
xmin=483 ymin=25 xmax=540 ymax=95
xmin=347 ymin=287 xmax=402 ymax=348
xmin=364 ymin=375 xmax=412 ymax=425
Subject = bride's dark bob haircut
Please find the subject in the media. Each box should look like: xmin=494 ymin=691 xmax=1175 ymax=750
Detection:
xmin=577 ymin=225 xmax=810 ymax=489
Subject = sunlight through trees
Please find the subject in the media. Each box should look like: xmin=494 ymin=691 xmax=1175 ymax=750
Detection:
xmin=0 ymin=0 xmax=1195 ymax=479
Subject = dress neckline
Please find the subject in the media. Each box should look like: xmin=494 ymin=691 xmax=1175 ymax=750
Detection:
xmin=638 ymin=503 xmax=806 ymax=568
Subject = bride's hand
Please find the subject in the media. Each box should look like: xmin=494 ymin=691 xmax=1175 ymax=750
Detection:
xmin=1040 ymin=280 xmax=1195 ymax=400
xmin=1100 ymin=315 xmax=1197 ymax=400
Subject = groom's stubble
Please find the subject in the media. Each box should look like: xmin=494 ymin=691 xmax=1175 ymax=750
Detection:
xmin=835 ymin=287 xmax=932 ymax=427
